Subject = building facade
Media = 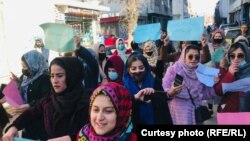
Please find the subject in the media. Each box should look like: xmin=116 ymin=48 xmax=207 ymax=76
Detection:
xmin=99 ymin=0 xmax=173 ymax=39
xmin=54 ymin=0 xmax=109 ymax=46
xmin=218 ymin=0 xmax=250 ymax=24
xmin=172 ymin=0 xmax=189 ymax=19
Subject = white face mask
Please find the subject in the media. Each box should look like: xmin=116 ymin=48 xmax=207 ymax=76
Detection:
xmin=238 ymin=60 xmax=247 ymax=68
xmin=108 ymin=72 xmax=118 ymax=80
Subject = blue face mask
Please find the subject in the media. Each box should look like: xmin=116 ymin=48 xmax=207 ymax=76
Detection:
xmin=108 ymin=72 xmax=118 ymax=80
xmin=118 ymin=45 xmax=125 ymax=50
xmin=238 ymin=60 xmax=247 ymax=68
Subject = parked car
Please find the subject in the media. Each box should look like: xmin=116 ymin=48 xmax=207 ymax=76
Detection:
xmin=224 ymin=26 xmax=241 ymax=45
xmin=219 ymin=23 xmax=238 ymax=31
xmin=102 ymin=34 xmax=116 ymax=47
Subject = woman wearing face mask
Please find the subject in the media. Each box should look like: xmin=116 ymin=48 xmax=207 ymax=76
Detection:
xmin=214 ymin=41 xmax=250 ymax=112
xmin=143 ymin=41 xmax=158 ymax=69
xmin=142 ymin=40 xmax=166 ymax=80
xmin=113 ymin=38 xmax=132 ymax=63
xmin=123 ymin=53 xmax=172 ymax=127
xmin=93 ymin=43 xmax=108 ymax=85
xmin=104 ymin=55 xmax=124 ymax=85
xmin=9 ymin=50 xmax=51 ymax=139
xmin=2 ymin=57 xmax=90 ymax=141
xmin=207 ymin=29 xmax=229 ymax=68
xmin=205 ymin=29 xmax=229 ymax=114
xmin=162 ymin=45 xmax=216 ymax=124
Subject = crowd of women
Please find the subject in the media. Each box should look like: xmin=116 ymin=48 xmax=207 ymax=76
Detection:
xmin=0 ymin=23 xmax=250 ymax=141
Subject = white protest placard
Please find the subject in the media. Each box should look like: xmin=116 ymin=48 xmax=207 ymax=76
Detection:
xmin=195 ymin=63 xmax=219 ymax=87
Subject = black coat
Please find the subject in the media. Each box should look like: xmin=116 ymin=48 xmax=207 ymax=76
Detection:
xmin=132 ymin=78 xmax=173 ymax=128
xmin=6 ymin=89 xmax=92 ymax=140
xmin=20 ymin=73 xmax=51 ymax=139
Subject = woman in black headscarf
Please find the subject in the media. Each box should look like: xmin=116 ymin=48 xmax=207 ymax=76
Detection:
xmin=2 ymin=57 xmax=91 ymax=141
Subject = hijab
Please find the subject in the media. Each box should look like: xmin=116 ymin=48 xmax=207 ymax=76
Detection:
xmin=20 ymin=50 xmax=48 ymax=102
xmin=78 ymin=82 xmax=132 ymax=141
xmin=211 ymin=29 xmax=227 ymax=49
xmin=104 ymin=55 xmax=124 ymax=85
xmin=49 ymin=57 xmax=85 ymax=114
xmin=116 ymin=38 xmax=128 ymax=63
xmin=227 ymin=41 xmax=250 ymax=79
xmin=123 ymin=53 xmax=154 ymax=95
xmin=178 ymin=45 xmax=200 ymax=80
xmin=21 ymin=50 xmax=48 ymax=87
xmin=143 ymin=41 xmax=158 ymax=67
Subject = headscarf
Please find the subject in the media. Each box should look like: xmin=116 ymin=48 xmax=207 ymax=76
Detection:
xmin=91 ymin=43 xmax=107 ymax=82
xmin=211 ymin=29 xmax=227 ymax=49
xmin=78 ymin=82 xmax=132 ymax=141
xmin=104 ymin=55 xmax=124 ymax=85
xmin=227 ymin=41 xmax=250 ymax=79
xmin=178 ymin=45 xmax=200 ymax=80
xmin=49 ymin=57 xmax=85 ymax=114
xmin=92 ymin=43 xmax=106 ymax=64
xmin=143 ymin=41 xmax=158 ymax=67
xmin=123 ymin=53 xmax=155 ymax=124
xmin=123 ymin=53 xmax=155 ymax=95
xmin=115 ymin=38 xmax=128 ymax=63
xmin=234 ymin=35 xmax=249 ymax=46
xmin=21 ymin=50 xmax=48 ymax=87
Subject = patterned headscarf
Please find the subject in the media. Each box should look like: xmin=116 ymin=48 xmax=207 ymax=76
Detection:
xmin=77 ymin=82 xmax=132 ymax=141
xmin=143 ymin=41 xmax=158 ymax=67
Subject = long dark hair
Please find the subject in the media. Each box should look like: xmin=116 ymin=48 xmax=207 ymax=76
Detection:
xmin=126 ymin=53 xmax=150 ymax=73
xmin=184 ymin=45 xmax=201 ymax=57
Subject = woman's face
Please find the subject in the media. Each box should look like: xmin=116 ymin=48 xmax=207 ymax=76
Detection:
xmin=214 ymin=33 xmax=222 ymax=39
xmin=128 ymin=60 xmax=146 ymax=82
xmin=90 ymin=94 xmax=117 ymax=135
xmin=185 ymin=49 xmax=200 ymax=68
xmin=35 ymin=40 xmax=43 ymax=48
xmin=229 ymin=47 xmax=245 ymax=64
xmin=241 ymin=25 xmax=248 ymax=34
xmin=99 ymin=46 xmax=105 ymax=53
xmin=118 ymin=40 xmax=124 ymax=46
xmin=50 ymin=64 xmax=67 ymax=93
xmin=144 ymin=46 xmax=154 ymax=56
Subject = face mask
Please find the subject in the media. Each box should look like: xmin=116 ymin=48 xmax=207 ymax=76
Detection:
xmin=130 ymin=71 xmax=145 ymax=82
xmin=99 ymin=53 xmax=106 ymax=61
xmin=238 ymin=60 xmax=246 ymax=68
xmin=145 ymin=52 xmax=153 ymax=56
xmin=108 ymin=72 xmax=118 ymax=80
xmin=214 ymin=38 xmax=223 ymax=44
xmin=118 ymin=45 xmax=125 ymax=51
xmin=22 ymin=69 xmax=31 ymax=77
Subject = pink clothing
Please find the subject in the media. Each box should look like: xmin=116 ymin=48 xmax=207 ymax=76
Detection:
xmin=162 ymin=62 xmax=215 ymax=124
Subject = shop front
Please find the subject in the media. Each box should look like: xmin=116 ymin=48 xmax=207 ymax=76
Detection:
xmin=54 ymin=0 xmax=109 ymax=47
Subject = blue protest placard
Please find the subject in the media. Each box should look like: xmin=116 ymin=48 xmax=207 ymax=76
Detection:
xmin=14 ymin=137 xmax=35 ymax=141
xmin=40 ymin=23 xmax=76 ymax=52
xmin=167 ymin=17 xmax=204 ymax=41
xmin=133 ymin=23 xmax=161 ymax=43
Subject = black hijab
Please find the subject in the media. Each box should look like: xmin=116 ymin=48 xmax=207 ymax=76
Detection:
xmin=49 ymin=57 xmax=85 ymax=114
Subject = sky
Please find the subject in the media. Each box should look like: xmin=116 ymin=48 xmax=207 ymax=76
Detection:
xmin=188 ymin=0 xmax=219 ymax=16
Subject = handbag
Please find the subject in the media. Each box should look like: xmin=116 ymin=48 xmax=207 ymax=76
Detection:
xmin=187 ymin=88 xmax=212 ymax=124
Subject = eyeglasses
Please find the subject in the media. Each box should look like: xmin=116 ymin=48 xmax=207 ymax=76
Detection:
xmin=229 ymin=53 xmax=245 ymax=60
xmin=188 ymin=55 xmax=200 ymax=61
